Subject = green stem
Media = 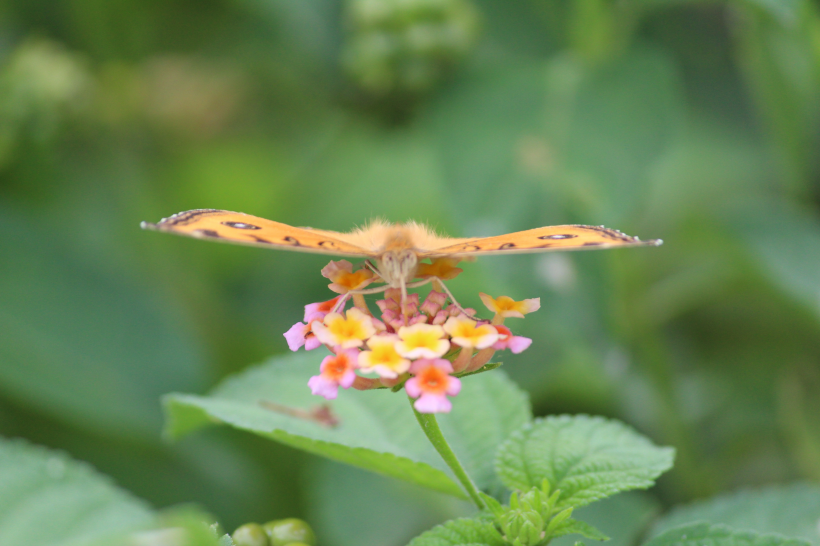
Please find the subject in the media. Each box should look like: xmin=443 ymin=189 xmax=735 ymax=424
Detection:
xmin=410 ymin=398 xmax=486 ymax=510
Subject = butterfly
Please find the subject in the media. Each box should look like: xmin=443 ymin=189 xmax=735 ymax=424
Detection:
xmin=142 ymin=209 xmax=661 ymax=297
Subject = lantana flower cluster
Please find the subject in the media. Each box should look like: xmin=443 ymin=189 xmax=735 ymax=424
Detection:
xmin=284 ymin=259 xmax=539 ymax=413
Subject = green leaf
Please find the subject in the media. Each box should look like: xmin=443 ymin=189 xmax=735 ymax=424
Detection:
xmin=644 ymin=522 xmax=810 ymax=546
xmin=0 ymin=435 xmax=154 ymax=545
xmin=0 ymin=435 xmax=228 ymax=546
xmin=552 ymin=493 xmax=660 ymax=546
xmin=164 ymin=351 xmax=531 ymax=498
xmin=727 ymin=200 xmax=820 ymax=320
xmin=648 ymin=484 xmax=820 ymax=546
xmin=494 ymin=415 xmax=674 ymax=508
xmin=407 ymin=517 xmax=506 ymax=546
xmin=552 ymin=519 xmax=609 ymax=541
xmin=0 ymin=208 xmax=205 ymax=440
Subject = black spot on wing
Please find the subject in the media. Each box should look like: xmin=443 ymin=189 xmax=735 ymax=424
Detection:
xmin=194 ymin=229 xmax=222 ymax=238
xmin=539 ymin=234 xmax=577 ymax=240
xmin=318 ymin=240 xmax=337 ymax=248
xmin=284 ymin=236 xmax=301 ymax=246
xmin=222 ymin=221 xmax=261 ymax=230
xmin=498 ymin=243 xmax=516 ymax=250
xmin=249 ymin=235 xmax=273 ymax=244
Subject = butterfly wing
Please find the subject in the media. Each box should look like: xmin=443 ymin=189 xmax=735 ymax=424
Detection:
xmin=418 ymin=224 xmax=662 ymax=257
xmin=141 ymin=209 xmax=375 ymax=257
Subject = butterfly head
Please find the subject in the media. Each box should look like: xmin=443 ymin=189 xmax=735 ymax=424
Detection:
xmin=378 ymin=249 xmax=418 ymax=287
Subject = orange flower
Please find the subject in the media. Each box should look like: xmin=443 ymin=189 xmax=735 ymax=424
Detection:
xmin=416 ymin=258 xmax=463 ymax=280
xmin=321 ymin=260 xmax=375 ymax=294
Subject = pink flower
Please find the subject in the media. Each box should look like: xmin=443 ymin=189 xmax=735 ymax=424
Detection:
xmin=420 ymin=290 xmax=447 ymax=317
xmin=283 ymin=321 xmax=323 ymax=351
xmin=405 ymin=359 xmax=462 ymax=413
xmin=304 ymin=296 xmax=342 ymax=323
xmin=307 ymin=348 xmax=360 ymax=400
xmin=492 ymin=325 xmax=532 ymax=354
xmin=284 ymin=322 xmax=309 ymax=351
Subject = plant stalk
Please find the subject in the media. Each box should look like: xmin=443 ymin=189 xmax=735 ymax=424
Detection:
xmin=410 ymin=398 xmax=486 ymax=510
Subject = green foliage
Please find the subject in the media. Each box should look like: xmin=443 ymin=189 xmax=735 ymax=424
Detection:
xmin=3 ymin=0 xmax=820 ymax=543
xmin=164 ymin=351 xmax=531 ymax=497
xmin=407 ymin=517 xmax=507 ymax=546
xmin=495 ymin=415 xmax=674 ymax=508
xmin=0 ymin=436 xmax=153 ymax=545
xmin=342 ymin=0 xmax=480 ymax=96
xmin=644 ymin=523 xmax=811 ymax=546
xmin=649 ymin=484 xmax=820 ymax=545
xmin=0 ymin=208 xmax=206 ymax=440
xmin=0 ymin=435 xmax=226 ymax=546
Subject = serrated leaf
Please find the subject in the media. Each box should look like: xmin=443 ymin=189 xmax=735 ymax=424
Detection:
xmin=648 ymin=484 xmax=820 ymax=546
xmin=407 ymin=517 xmax=506 ymax=546
xmin=644 ymin=522 xmax=810 ymax=546
xmin=552 ymin=519 xmax=610 ymax=541
xmin=164 ymin=351 xmax=531 ymax=498
xmin=0 ymin=436 xmax=154 ymax=546
xmin=494 ymin=415 xmax=674 ymax=509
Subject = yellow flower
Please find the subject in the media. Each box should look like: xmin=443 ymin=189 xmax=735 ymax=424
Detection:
xmin=312 ymin=308 xmax=376 ymax=348
xmin=358 ymin=335 xmax=411 ymax=378
xmin=395 ymin=323 xmax=450 ymax=359
xmin=443 ymin=315 xmax=499 ymax=349
xmin=479 ymin=293 xmax=540 ymax=319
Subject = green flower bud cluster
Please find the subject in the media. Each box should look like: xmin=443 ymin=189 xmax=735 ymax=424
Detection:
xmin=482 ymin=480 xmax=575 ymax=546
xmin=342 ymin=0 xmax=481 ymax=96
xmin=232 ymin=518 xmax=317 ymax=546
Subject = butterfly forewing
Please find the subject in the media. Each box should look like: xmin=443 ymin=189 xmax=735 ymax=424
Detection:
xmin=419 ymin=224 xmax=662 ymax=257
xmin=140 ymin=209 xmax=375 ymax=257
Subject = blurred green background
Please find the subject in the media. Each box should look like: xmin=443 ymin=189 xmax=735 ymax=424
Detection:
xmin=1 ymin=0 xmax=820 ymax=544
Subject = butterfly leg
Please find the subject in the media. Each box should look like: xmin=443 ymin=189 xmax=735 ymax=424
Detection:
xmin=406 ymin=277 xmax=474 ymax=318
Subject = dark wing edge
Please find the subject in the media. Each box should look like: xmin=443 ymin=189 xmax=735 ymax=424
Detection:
xmin=140 ymin=209 xmax=375 ymax=257
xmin=420 ymin=224 xmax=663 ymax=257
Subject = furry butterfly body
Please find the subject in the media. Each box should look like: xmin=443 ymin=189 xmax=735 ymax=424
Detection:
xmin=141 ymin=209 xmax=661 ymax=288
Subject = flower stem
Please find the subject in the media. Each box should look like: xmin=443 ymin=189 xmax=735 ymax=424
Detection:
xmin=410 ymin=398 xmax=486 ymax=510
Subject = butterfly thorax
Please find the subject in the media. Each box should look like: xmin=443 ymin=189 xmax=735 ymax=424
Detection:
xmin=376 ymin=229 xmax=420 ymax=287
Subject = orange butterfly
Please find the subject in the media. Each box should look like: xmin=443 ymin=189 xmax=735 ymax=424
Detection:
xmin=142 ymin=209 xmax=661 ymax=298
